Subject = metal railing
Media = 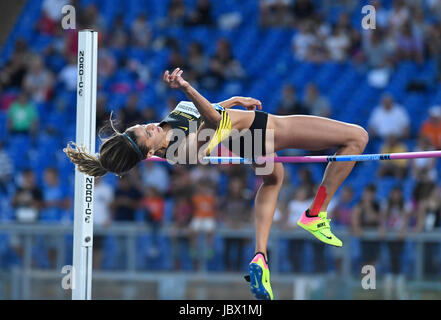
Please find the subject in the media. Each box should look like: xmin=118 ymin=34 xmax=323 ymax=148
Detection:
xmin=0 ymin=223 xmax=440 ymax=299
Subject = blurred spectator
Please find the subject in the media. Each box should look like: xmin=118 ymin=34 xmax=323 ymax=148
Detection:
xmin=111 ymin=175 xmax=142 ymax=222
xmin=40 ymin=167 xmax=71 ymax=267
xmin=7 ymin=92 xmax=39 ymax=136
xmin=428 ymin=0 xmax=441 ymax=15
xmin=303 ymin=83 xmax=331 ymax=118
xmin=330 ymin=185 xmax=354 ymax=227
xmin=97 ymin=47 xmax=117 ymax=80
xmin=427 ymin=21 xmax=441 ymax=82
xmin=415 ymin=185 xmax=441 ymax=232
xmin=325 ymin=25 xmax=350 ymax=62
xmin=334 ymin=11 xmax=351 ymax=32
xmin=259 ymin=0 xmax=292 ymax=27
xmin=169 ymin=166 xmax=193 ymax=198
xmin=130 ymin=13 xmax=152 ymax=48
xmin=208 ymin=38 xmax=245 ymax=88
xmin=42 ymin=0 xmax=70 ymax=23
xmin=411 ymin=7 xmax=427 ymax=42
xmin=141 ymin=107 xmax=157 ymax=123
xmin=362 ymin=28 xmax=394 ymax=69
xmin=118 ymin=94 xmax=142 ymax=128
xmin=58 ymin=54 xmax=77 ymax=91
xmin=36 ymin=8 xmax=57 ymax=36
xmin=79 ymin=4 xmax=107 ymax=32
xmin=395 ymin=21 xmax=423 ymax=63
xmin=186 ymin=42 xmax=210 ymax=86
xmin=388 ymin=0 xmax=410 ymax=35
xmin=23 ymin=55 xmax=54 ymax=103
xmin=380 ymin=186 xmax=410 ymax=299
xmin=219 ymin=178 xmax=252 ymax=271
xmin=93 ymin=177 xmax=114 ymax=269
xmin=94 ymin=177 xmax=114 ymax=227
xmin=306 ymin=29 xmax=329 ymax=63
xmin=11 ymin=169 xmax=43 ymax=223
xmin=351 ymin=184 xmax=382 ymax=268
xmin=41 ymin=167 xmax=71 ymax=222
xmin=168 ymin=48 xmax=188 ymax=72
xmin=291 ymin=0 xmax=316 ymax=24
xmin=108 ymin=14 xmax=129 ymax=50
xmin=186 ymin=0 xmax=213 ymax=26
xmin=380 ymin=186 xmax=410 ymax=265
xmin=276 ymin=84 xmax=308 ymax=115
xmin=167 ymin=0 xmax=187 ymax=26
xmin=173 ymin=195 xmax=193 ymax=228
xmin=420 ymin=105 xmax=441 ymax=149
xmin=140 ymin=187 xmax=165 ymax=258
xmin=125 ymin=57 xmax=152 ymax=88
xmin=370 ymin=0 xmax=390 ymax=29
xmin=411 ymin=136 xmax=437 ymax=181
xmin=368 ymin=93 xmax=410 ymax=140
xmin=292 ymin=21 xmax=318 ymax=61
xmin=378 ymin=135 xmax=408 ymax=179
xmin=190 ymin=181 xmax=217 ymax=268
xmin=10 ymin=169 xmax=43 ymax=260
xmin=141 ymin=162 xmax=170 ymax=195
xmin=0 ymin=39 xmax=30 ymax=90
xmin=171 ymin=194 xmax=193 ymax=269
xmin=0 ymin=142 xmax=13 ymax=194
xmin=413 ymin=166 xmax=437 ymax=205
xmin=415 ymin=186 xmax=441 ymax=275
xmin=63 ymin=28 xmax=79 ymax=58
xmin=297 ymin=167 xmax=315 ymax=198
xmin=190 ymin=165 xmax=220 ymax=187
xmin=286 ymin=186 xmax=312 ymax=229
xmin=286 ymin=186 xmax=312 ymax=272
xmin=276 ymin=168 xmax=295 ymax=211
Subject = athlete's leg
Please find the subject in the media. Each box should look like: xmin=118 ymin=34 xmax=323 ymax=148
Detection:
xmin=252 ymin=159 xmax=284 ymax=258
xmin=273 ymin=115 xmax=369 ymax=213
xmin=247 ymin=158 xmax=283 ymax=300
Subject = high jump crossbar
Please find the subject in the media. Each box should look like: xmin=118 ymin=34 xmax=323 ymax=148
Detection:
xmin=144 ymin=150 xmax=441 ymax=164
xmin=72 ymin=30 xmax=98 ymax=300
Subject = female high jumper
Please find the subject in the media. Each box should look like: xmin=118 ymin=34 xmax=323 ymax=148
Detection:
xmin=65 ymin=68 xmax=369 ymax=300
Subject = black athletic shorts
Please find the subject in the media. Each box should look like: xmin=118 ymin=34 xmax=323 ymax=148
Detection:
xmin=223 ymin=110 xmax=268 ymax=161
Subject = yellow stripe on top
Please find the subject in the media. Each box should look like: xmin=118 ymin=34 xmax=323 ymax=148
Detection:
xmin=206 ymin=110 xmax=232 ymax=155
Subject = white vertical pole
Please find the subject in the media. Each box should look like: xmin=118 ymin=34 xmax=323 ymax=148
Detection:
xmin=72 ymin=29 xmax=98 ymax=300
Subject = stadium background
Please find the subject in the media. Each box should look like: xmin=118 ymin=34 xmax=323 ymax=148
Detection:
xmin=1 ymin=0 xmax=441 ymax=299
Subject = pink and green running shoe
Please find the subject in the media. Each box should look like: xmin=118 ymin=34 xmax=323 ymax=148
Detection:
xmin=244 ymin=252 xmax=273 ymax=300
xmin=297 ymin=210 xmax=342 ymax=247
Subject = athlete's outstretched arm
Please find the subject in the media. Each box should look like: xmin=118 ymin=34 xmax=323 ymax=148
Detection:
xmin=218 ymin=96 xmax=262 ymax=110
xmin=163 ymin=68 xmax=221 ymax=126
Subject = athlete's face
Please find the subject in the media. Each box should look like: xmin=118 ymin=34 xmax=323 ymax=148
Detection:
xmin=128 ymin=123 xmax=164 ymax=157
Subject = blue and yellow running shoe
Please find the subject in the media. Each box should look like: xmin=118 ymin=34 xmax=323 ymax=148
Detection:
xmin=244 ymin=252 xmax=273 ymax=300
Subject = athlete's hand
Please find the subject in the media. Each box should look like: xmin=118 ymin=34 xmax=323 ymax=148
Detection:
xmin=235 ymin=96 xmax=262 ymax=110
xmin=163 ymin=68 xmax=189 ymax=90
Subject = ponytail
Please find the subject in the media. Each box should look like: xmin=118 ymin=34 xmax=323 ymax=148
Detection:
xmin=63 ymin=142 xmax=108 ymax=177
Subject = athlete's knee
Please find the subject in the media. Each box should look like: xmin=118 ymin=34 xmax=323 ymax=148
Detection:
xmin=349 ymin=125 xmax=369 ymax=152
xmin=262 ymin=163 xmax=284 ymax=187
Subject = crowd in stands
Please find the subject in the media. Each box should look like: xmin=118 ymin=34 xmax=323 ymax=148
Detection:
xmin=0 ymin=0 xmax=440 ymax=283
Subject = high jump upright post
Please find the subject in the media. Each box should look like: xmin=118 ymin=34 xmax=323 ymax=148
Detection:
xmin=72 ymin=29 xmax=98 ymax=300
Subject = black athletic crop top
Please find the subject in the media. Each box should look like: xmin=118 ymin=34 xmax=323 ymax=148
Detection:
xmin=159 ymin=101 xmax=224 ymax=156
